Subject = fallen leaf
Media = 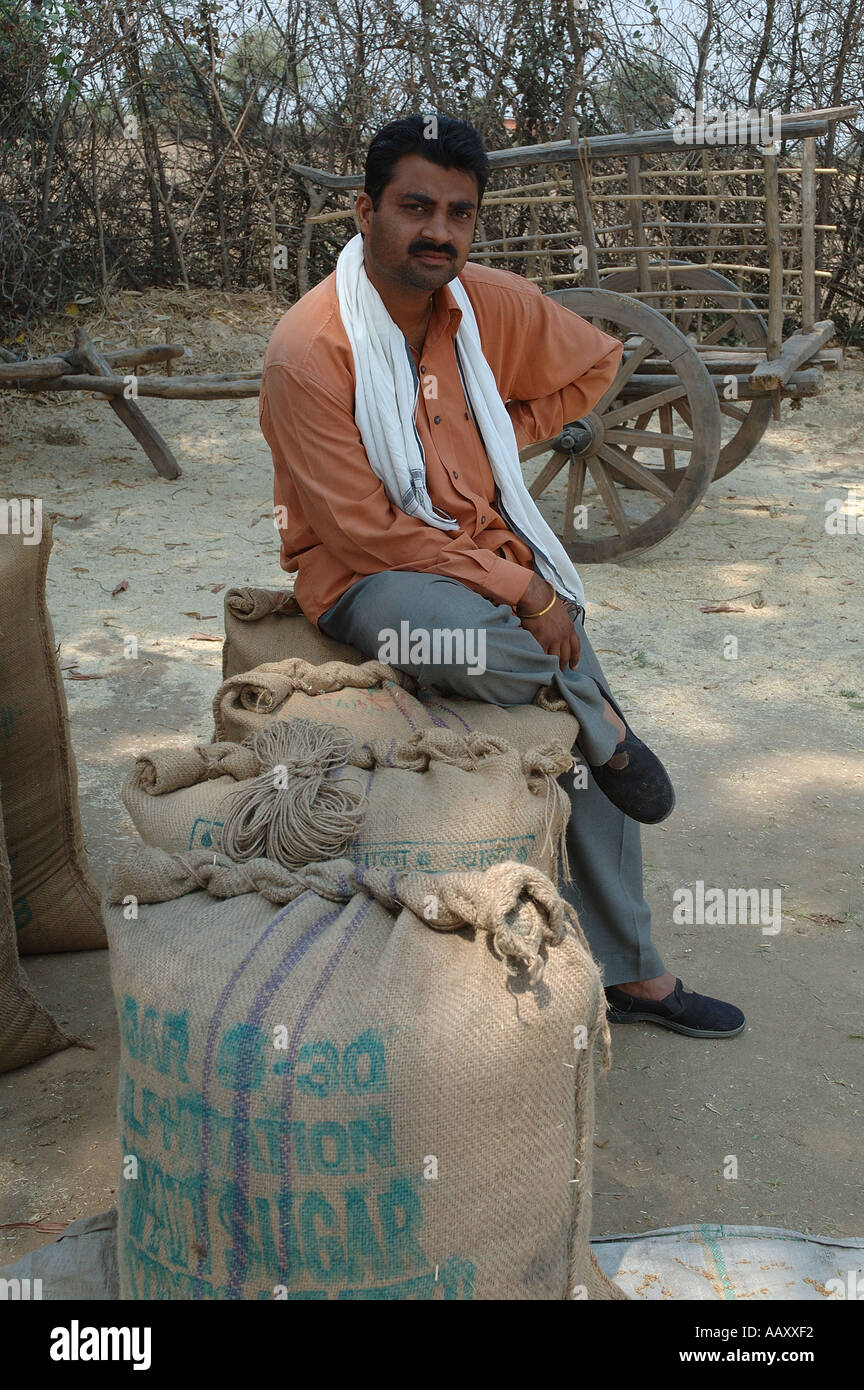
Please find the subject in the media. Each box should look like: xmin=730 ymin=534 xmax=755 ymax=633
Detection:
xmin=211 ymin=584 xmax=226 ymax=594
xmin=66 ymin=670 xmax=105 ymax=680
xmin=71 ymin=566 xmax=89 ymax=573
xmin=111 ymin=579 xmax=129 ymax=597
xmin=182 ymin=611 xmax=201 ymax=620
xmin=601 ymin=600 xmax=622 ymax=611
xmin=58 ymin=659 xmax=79 ymax=670
xmin=700 ymin=603 xmax=745 ymax=613
xmin=188 ymin=632 xmax=223 ymax=642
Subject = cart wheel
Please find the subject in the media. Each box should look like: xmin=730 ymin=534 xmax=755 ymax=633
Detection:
xmin=519 ymin=288 xmax=720 ymax=564
xmin=598 ymin=263 xmax=772 ymax=477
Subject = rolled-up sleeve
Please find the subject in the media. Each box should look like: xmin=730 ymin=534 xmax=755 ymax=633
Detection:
xmin=496 ymin=284 xmax=624 ymax=451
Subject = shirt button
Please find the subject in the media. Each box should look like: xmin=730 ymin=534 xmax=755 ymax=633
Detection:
xmin=464 ymin=411 xmax=469 ymax=419
xmin=433 ymin=415 xmax=441 ymax=424
xmin=420 ymin=366 xmax=427 ymax=374
xmin=481 ymin=515 xmax=487 ymax=524
xmin=453 ymin=471 xmax=459 ymax=479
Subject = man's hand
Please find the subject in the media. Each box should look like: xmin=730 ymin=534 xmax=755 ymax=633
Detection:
xmin=515 ymin=574 xmax=580 ymax=670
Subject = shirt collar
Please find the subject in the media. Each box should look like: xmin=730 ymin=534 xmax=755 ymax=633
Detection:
xmin=424 ymin=278 xmax=463 ymax=351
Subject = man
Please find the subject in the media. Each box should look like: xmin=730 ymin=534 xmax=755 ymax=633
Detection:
xmin=260 ymin=114 xmax=744 ymax=1039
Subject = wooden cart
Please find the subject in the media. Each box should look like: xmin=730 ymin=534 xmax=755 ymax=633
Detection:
xmin=498 ymin=107 xmax=857 ymax=563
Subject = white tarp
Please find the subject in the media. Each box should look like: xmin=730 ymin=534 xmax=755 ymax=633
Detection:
xmin=2 ymin=1214 xmax=861 ymax=1300
xmin=593 ymin=1224 xmax=864 ymax=1300
xmin=0 ymin=1209 xmax=117 ymax=1300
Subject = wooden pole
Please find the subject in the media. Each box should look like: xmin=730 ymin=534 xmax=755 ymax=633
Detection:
xmin=800 ymin=132 xmax=817 ymax=332
xmin=13 ymin=373 xmax=262 ymax=400
xmin=568 ymin=117 xmax=600 ymax=287
xmin=624 ymin=117 xmax=652 ymax=294
xmin=288 ymin=106 xmax=859 ymax=187
xmin=763 ymin=150 xmax=784 ymax=359
xmin=71 ymin=326 xmax=181 ymax=479
xmin=297 ymin=183 xmax=328 ymax=295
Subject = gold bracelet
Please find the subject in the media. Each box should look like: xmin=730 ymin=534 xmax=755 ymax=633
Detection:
xmin=519 ymin=588 xmax=557 ymax=620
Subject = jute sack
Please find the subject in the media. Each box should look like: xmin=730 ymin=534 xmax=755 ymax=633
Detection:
xmin=0 ymin=779 xmax=73 ymax=1073
xmin=122 ymin=719 xmax=573 ymax=881
xmin=214 ymin=657 xmax=579 ymax=756
xmin=222 ymin=587 xmax=364 ymax=679
xmin=104 ymin=842 xmax=624 ymax=1301
xmin=0 ymin=514 xmax=105 ymax=953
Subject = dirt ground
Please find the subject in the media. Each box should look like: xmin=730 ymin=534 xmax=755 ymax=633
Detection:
xmin=1 ymin=289 xmax=862 ymax=1266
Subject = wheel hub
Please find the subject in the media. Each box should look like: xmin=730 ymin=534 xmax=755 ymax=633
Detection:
xmin=553 ymin=413 xmax=603 ymax=457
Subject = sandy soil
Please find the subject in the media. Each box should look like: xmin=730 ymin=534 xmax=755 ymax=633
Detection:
xmin=1 ymin=289 xmax=862 ymax=1265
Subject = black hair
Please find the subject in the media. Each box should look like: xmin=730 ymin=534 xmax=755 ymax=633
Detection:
xmin=364 ymin=114 xmax=490 ymax=209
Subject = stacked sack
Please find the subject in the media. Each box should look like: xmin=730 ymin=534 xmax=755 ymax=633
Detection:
xmin=123 ymin=716 xmax=573 ymax=880
xmin=0 ymin=510 xmax=103 ymax=1074
xmin=106 ymin=587 xmax=624 ymax=1300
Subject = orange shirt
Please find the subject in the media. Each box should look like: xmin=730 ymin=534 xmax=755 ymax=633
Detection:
xmin=260 ymin=260 xmax=622 ymax=627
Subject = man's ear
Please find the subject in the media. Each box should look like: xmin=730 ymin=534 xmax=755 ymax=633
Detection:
xmin=355 ymin=191 xmax=373 ymax=235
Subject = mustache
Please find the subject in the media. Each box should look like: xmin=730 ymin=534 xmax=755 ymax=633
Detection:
xmin=409 ymin=241 xmax=457 ymax=257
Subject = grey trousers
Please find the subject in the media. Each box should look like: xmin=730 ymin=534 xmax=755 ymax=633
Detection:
xmin=319 ymin=571 xmax=664 ymax=985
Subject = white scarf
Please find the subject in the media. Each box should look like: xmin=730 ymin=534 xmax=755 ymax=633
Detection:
xmin=334 ymin=233 xmax=585 ymax=606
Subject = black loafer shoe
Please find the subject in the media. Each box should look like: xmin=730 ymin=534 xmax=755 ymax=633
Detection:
xmin=605 ymin=978 xmax=746 ymax=1038
xmin=586 ymin=682 xmax=675 ymax=825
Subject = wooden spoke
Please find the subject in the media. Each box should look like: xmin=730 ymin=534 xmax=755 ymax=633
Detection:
xmin=719 ymin=400 xmax=749 ymax=423
xmin=606 ymin=427 xmax=695 ymax=452
xmin=702 ymin=316 xmax=737 ymax=345
xmin=659 ymin=403 xmax=678 ymax=474
xmin=593 ymin=337 xmax=655 ymax=414
xmin=527 ymin=449 xmax=569 ymax=499
xmin=562 ymin=458 xmax=587 ymax=543
xmin=586 ymin=456 xmax=631 ymax=534
xmin=521 ymin=436 xmax=560 ymax=462
xmin=602 ymin=382 xmax=687 ymax=426
xmin=673 ymin=307 xmax=696 ymax=338
xmin=623 ymin=410 xmax=654 ymax=454
xmin=673 ymin=397 xmax=694 ymax=428
xmin=596 ymin=442 xmax=675 ymax=502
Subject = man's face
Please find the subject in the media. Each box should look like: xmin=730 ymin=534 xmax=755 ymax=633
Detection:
xmin=356 ymin=152 xmax=479 ymax=294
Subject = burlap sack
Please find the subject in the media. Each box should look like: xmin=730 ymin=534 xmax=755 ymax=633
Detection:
xmin=214 ymin=656 xmax=579 ymax=756
xmin=122 ymin=720 xmax=573 ymax=881
xmin=222 ymin=587 xmax=364 ymax=679
xmin=104 ymin=843 xmax=624 ymax=1301
xmin=0 ymin=780 xmax=73 ymax=1073
xmin=0 ymin=513 xmax=105 ymax=953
